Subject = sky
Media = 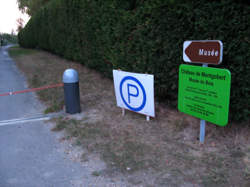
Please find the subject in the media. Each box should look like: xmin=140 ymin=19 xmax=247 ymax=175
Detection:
xmin=0 ymin=0 xmax=30 ymax=34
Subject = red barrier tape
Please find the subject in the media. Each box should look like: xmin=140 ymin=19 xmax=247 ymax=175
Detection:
xmin=0 ymin=83 xmax=63 ymax=97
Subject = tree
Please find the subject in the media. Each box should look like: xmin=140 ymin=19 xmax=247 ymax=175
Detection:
xmin=17 ymin=0 xmax=51 ymax=16
xmin=16 ymin=18 xmax=24 ymax=32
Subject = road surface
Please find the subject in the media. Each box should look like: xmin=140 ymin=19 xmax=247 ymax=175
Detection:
xmin=0 ymin=45 xmax=126 ymax=187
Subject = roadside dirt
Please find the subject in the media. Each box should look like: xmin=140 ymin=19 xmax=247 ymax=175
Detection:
xmin=9 ymin=47 xmax=250 ymax=187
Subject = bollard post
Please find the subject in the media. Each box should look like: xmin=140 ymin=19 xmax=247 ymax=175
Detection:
xmin=63 ymin=69 xmax=81 ymax=114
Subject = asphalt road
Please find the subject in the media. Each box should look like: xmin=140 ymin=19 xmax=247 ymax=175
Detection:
xmin=0 ymin=46 xmax=121 ymax=187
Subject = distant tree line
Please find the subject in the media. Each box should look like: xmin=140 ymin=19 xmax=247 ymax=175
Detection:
xmin=17 ymin=0 xmax=51 ymax=16
xmin=0 ymin=33 xmax=18 ymax=46
xmin=17 ymin=0 xmax=250 ymax=16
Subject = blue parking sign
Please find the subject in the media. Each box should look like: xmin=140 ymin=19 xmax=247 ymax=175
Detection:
xmin=113 ymin=70 xmax=155 ymax=117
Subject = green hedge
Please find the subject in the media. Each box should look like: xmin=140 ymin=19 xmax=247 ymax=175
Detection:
xmin=18 ymin=0 xmax=250 ymax=123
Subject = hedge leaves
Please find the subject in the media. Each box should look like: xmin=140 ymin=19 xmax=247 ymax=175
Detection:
xmin=18 ymin=0 xmax=250 ymax=123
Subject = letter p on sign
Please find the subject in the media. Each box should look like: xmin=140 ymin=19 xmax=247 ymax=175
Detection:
xmin=113 ymin=70 xmax=155 ymax=117
xmin=127 ymin=84 xmax=139 ymax=103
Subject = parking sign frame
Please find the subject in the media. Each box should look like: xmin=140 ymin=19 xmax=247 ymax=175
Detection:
xmin=113 ymin=70 xmax=155 ymax=117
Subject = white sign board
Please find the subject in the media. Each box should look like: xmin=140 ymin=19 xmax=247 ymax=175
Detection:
xmin=113 ymin=70 xmax=155 ymax=117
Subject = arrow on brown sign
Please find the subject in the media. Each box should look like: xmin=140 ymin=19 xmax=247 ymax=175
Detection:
xmin=183 ymin=41 xmax=223 ymax=65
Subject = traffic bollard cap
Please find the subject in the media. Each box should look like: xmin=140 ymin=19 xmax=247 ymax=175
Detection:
xmin=63 ymin=69 xmax=79 ymax=83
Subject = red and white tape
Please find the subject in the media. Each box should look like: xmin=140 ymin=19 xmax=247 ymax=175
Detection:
xmin=0 ymin=83 xmax=63 ymax=97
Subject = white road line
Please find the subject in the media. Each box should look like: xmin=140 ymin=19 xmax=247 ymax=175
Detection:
xmin=0 ymin=116 xmax=51 ymax=127
xmin=0 ymin=111 xmax=64 ymax=127
xmin=0 ymin=114 xmax=47 ymax=123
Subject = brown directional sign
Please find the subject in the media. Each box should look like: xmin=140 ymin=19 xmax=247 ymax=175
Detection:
xmin=183 ymin=40 xmax=223 ymax=65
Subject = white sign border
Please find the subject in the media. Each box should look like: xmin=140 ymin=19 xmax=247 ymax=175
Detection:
xmin=113 ymin=70 xmax=155 ymax=117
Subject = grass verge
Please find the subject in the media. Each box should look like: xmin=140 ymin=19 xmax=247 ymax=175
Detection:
xmin=9 ymin=46 xmax=64 ymax=113
xmin=8 ymin=46 xmax=37 ymax=57
xmin=9 ymin=47 xmax=250 ymax=186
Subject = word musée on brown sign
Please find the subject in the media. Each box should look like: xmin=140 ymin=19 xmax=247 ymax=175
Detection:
xmin=183 ymin=40 xmax=223 ymax=65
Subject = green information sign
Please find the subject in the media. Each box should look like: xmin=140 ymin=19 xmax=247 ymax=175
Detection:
xmin=178 ymin=64 xmax=231 ymax=126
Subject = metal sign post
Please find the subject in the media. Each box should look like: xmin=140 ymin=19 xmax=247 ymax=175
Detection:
xmin=200 ymin=63 xmax=208 ymax=144
xmin=200 ymin=119 xmax=206 ymax=144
